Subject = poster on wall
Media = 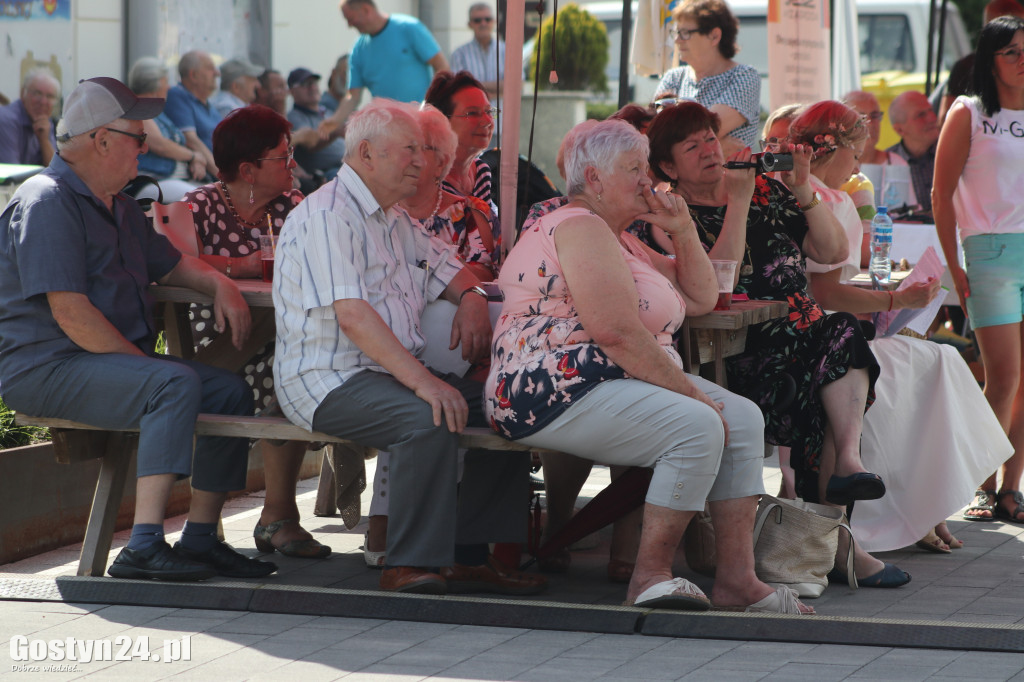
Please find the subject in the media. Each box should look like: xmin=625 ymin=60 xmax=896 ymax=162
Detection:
xmin=0 ymin=0 xmax=70 ymax=21
xmin=0 ymin=0 xmax=72 ymax=101
xmin=767 ymin=0 xmax=831 ymax=114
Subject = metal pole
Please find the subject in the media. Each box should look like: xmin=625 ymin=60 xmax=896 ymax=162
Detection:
xmin=925 ymin=0 xmax=937 ymax=93
xmin=618 ymin=0 xmax=633 ymax=107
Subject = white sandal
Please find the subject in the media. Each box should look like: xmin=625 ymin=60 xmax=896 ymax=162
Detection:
xmin=631 ymin=577 xmax=710 ymax=611
xmin=714 ymin=585 xmax=811 ymax=614
xmin=361 ymin=532 xmax=385 ymax=569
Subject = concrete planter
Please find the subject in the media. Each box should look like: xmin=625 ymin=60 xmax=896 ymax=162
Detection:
xmin=0 ymin=440 xmax=323 ymax=566
xmin=517 ymin=90 xmax=589 ymax=194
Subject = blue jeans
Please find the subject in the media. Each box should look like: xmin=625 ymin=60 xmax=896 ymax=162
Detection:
xmin=3 ymin=352 xmax=253 ymax=492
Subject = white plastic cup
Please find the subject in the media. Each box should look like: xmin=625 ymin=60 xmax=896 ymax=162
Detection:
xmin=710 ymin=259 xmax=738 ymax=310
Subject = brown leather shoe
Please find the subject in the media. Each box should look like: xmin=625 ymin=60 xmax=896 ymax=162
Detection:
xmin=441 ymin=555 xmax=548 ymax=595
xmin=379 ymin=566 xmax=447 ymax=594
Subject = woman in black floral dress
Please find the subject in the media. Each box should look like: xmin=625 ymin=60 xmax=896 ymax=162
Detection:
xmin=645 ymin=102 xmax=882 ymax=509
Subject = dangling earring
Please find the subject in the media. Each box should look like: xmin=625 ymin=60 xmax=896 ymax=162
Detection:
xmin=249 ymin=184 xmax=255 ymax=205
xmin=596 ymin=193 xmax=603 ymax=202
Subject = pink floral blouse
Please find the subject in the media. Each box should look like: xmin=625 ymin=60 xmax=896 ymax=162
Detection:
xmin=485 ymin=206 xmax=687 ymax=439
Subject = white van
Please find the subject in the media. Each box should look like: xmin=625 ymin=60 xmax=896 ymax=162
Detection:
xmin=574 ymin=0 xmax=971 ymax=110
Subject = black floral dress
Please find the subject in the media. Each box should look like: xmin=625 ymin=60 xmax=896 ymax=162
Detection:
xmin=684 ymin=176 xmax=879 ymax=488
xmin=183 ymin=185 xmax=303 ymax=411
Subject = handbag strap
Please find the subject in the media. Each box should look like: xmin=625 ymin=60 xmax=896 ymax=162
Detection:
xmin=752 ymin=501 xmax=781 ymax=542
xmin=837 ymin=519 xmax=858 ymax=589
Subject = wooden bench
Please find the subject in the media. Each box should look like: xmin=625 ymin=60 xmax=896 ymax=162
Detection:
xmin=16 ymin=413 xmax=531 ymax=577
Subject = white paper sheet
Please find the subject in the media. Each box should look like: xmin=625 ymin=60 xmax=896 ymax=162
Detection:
xmin=872 ymin=246 xmax=946 ymax=338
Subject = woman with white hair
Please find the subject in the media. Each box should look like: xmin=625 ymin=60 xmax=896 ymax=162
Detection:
xmin=402 ymin=105 xmax=496 ymax=281
xmin=127 ymin=57 xmax=207 ymax=201
xmin=485 ymin=119 xmax=812 ymax=613
xmin=786 ymin=100 xmax=1012 ymax=555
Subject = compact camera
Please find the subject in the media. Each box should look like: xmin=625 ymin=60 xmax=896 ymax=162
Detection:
xmin=723 ymin=152 xmax=794 ymax=174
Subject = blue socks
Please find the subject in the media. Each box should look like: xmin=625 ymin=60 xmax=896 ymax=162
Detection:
xmin=177 ymin=521 xmax=219 ymax=553
xmin=126 ymin=523 xmax=164 ymax=551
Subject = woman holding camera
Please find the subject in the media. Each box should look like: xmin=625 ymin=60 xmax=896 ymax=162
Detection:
xmin=644 ymin=102 xmax=891 ymax=537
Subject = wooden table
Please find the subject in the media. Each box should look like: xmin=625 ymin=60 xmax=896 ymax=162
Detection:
xmin=680 ymin=300 xmax=789 ymax=388
xmin=151 ymin=280 xmax=275 ymax=372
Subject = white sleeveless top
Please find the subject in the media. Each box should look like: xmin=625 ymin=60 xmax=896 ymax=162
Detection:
xmin=953 ymin=95 xmax=1024 ymax=239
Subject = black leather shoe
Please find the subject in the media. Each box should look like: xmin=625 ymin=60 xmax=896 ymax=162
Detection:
xmin=108 ymin=541 xmax=217 ymax=581
xmin=173 ymin=540 xmax=278 ymax=578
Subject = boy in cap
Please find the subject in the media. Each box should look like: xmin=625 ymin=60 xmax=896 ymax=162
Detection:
xmin=0 ymin=77 xmax=276 ymax=581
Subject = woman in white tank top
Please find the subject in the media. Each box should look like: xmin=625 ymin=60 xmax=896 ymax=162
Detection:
xmin=933 ymin=16 xmax=1024 ymax=524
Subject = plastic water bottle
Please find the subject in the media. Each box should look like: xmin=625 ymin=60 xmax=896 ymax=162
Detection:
xmin=870 ymin=206 xmax=893 ymax=286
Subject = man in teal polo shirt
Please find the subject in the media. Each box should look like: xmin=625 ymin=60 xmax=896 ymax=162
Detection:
xmin=318 ymin=0 xmax=448 ymax=138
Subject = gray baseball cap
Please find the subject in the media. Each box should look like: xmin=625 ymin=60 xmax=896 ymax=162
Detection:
xmin=219 ymin=57 xmax=264 ymax=88
xmin=56 ymin=77 xmax=164 ymax=141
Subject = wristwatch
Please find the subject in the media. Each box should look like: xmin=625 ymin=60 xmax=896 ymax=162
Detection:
xmin=460 ymin=285 xmax=488 ymax=302
xmin=800 ymin=192 xmax=822 ymax=211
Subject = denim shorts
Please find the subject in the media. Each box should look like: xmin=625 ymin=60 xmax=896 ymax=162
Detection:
xmin=963 ymin=233 xmax=1024 ymax=329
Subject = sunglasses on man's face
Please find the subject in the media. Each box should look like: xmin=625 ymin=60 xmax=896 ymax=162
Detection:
xmin=471 ymin=16 xmax=493 ymax=24
xmin=92 ymin=127 xmax=148 ymax=148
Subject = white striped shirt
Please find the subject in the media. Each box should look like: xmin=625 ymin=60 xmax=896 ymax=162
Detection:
xmin=450 ymin=38 xmax=505 ymax=91
xmin=273 ymin=164 xmax=463 ymax=429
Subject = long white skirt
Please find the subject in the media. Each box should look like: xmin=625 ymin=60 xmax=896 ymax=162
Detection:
xmin=851 ymin=335 xmax=1011 ymax=552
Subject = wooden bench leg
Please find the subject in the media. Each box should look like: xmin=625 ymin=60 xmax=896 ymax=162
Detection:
xmin=313 ymin=446 xmax=337 ymax=517
xmin=78 ymin=432 xmax=137 ymax=577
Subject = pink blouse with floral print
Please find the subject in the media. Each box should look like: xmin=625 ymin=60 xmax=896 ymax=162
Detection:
xmin=485 ymin=206 xmax=687 ymax=439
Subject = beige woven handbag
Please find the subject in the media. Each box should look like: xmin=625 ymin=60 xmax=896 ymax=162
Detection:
xmin=753 ymin=495 xmax=856 ymax=598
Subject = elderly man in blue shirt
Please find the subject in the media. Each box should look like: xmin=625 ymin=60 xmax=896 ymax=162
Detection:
xmin=0 ymin=67 xmax=59 ymax=166
xmin=0 ymin=77 xmax=275 ymax=582
xmin=164 ymin=50 xmax=222 ymax=177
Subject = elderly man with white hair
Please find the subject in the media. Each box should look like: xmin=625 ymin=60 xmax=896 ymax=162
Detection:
xmin=0 ymin=77 xmax=275 ymax=582
xmin=273 ymin=98 xmax=545 ymax=596
xmin=0 ymin=67 xmax=59 ymax=165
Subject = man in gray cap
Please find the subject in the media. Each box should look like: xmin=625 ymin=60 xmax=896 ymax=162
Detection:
xmin=0 ymin=77 xmax=276 ymax=581
xmin=286 ymin=67 xmax=345 ymax=192
xmin=210 ymin=57 xmax=264 ymax=118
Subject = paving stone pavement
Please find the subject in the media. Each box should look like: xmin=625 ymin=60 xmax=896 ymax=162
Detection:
xmin=2 ymin=458 xmax=1024 ymax=680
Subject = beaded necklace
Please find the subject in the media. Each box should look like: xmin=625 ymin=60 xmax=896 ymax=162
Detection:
xmin=220 ymin=181 xmax=270 ymax=229
xmin=429 ymin=186 xmax=443 ymax=219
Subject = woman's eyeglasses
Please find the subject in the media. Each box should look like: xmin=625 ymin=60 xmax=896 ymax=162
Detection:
xmin=92 ymin=127 xmax=148 ymax=148
xmin=760 ymin=137 xmax=783 ymax=153
xmin=671 ymin=27 xmax=702 ymax=41
xmin=864 ymin=111 xmax=885 ymax=122
xmin=258 ymin=146 xmax=295 ymax=163
xmin=995 ymin=47 xmax=1024 ymax=62
xmin=450 ymin=108 xmax=500 ymax=120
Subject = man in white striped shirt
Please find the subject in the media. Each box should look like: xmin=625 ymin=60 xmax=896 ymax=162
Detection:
xmin=273 ymin=99 xmax=544 ymax=596
xmin=450 ymin=3 xmax=504 ymax=144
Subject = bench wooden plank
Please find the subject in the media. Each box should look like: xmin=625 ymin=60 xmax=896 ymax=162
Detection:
xmin=15 ymin=412 xmax=535 ymax=576
xmin=18 ymin=413 xmax=528 ymax=452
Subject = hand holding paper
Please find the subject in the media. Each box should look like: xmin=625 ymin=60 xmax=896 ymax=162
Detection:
xmin=873 ymin=246 xmax=946 ymax=338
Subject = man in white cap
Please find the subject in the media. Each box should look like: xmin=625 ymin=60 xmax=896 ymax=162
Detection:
xmin=0 ymin=77 xmax=276 ymax=581
xmin=209 ymin=57 xmax=264 ymax=118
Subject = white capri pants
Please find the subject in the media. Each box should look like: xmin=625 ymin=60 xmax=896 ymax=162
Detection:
xmin=516 ymin=375 xmax=765 ymax=511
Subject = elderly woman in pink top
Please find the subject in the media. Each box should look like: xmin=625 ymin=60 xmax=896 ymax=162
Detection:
xmin=484 ymin=119 xmax=812 ymax=614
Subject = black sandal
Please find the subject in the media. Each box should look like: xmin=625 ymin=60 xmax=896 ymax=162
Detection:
xmin=963 ymin=489 xmax=996 ymax=522
xmin=996 ymin=490 xmax=1024 ymax=524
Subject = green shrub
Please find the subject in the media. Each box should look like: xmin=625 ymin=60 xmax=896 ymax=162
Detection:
xmin=586 ymin=102 xmax=619 ymax=120
xmin=529 ymin=4 xmax=610 ymax=93
xmin=0 ymin=397 xmax=48 ymax=449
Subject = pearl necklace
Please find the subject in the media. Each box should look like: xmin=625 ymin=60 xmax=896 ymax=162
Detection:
xmin=220 ymin=181 xmax=269 ymax=229
xmin=429 ymin=186 xmax=443 ymax=219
